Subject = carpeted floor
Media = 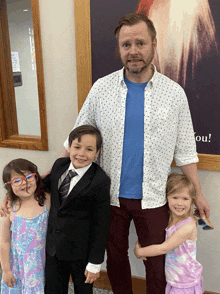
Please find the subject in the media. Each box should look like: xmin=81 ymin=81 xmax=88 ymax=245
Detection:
xmin=68 ymin=282 xmax=112 ymax=293
xmin=0 ymin=269 xmax=112 ymax=293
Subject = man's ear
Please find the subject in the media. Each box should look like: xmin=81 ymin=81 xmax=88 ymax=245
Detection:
xmin=67 ymin=144 xmax=71 ymax=154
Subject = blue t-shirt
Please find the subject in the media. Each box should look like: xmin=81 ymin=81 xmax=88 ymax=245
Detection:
xmin=119 ymin=77 xmax=147 ymax=199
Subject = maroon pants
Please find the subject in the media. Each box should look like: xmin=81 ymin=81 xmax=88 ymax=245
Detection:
xmin=106 ymin=198 xmax=169 ymax=294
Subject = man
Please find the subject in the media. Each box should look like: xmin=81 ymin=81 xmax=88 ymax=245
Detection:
xmin=59 ymin=13 xmax=210 ymax=294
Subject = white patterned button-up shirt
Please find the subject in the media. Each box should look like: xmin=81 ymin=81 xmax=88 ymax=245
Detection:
xmin=64 ymin=65 xmax=198 ymax=209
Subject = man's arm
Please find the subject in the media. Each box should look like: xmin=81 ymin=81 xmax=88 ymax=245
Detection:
xmin=173 ymin=89 xmax=209 ymax=218
xmin=180 ymin=163 xmax=210 ymax=218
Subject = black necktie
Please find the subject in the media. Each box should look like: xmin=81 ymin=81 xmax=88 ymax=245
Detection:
xmin=59 ymin=170 xmax=77 ymax=201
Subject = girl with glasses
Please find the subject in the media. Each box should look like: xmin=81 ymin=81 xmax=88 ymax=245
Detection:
xmin=0 ymin=158 xmax=50 ymax=293
xmin=134 ymin=173 xmax=204 ymax=294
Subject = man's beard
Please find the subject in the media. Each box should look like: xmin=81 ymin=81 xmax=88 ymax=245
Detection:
xmin=126 ymin=63 xmax=148 ymax=74
xmin=124 ymin=48 xmax=155 ymax=75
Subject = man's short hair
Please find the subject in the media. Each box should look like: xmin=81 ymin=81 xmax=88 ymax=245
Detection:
xmin=114 ymin=13 xmax=156 ymax=41
xmin=68 ymin=125 xmax=102 ymax=151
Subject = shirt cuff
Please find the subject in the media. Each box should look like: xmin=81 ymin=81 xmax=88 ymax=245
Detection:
xmin=86 ymin=262 xmax=101 ymax=274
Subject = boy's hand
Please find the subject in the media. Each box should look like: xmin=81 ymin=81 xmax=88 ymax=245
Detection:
xmin=3 ymin=270 xmax=16 ymax=288
xmin=134 ymin=241 xmax=147 ymax=261
xmin=84 ymin=269 xmax=100 ymax=284
xmin=0 ymin=194 xmax=12 ymax=217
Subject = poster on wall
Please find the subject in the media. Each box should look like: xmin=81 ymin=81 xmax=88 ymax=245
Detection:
xmin=90 ymin=0 xmax=220 ymax=156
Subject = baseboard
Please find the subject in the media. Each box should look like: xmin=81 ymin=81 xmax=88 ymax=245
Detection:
xmin=93 ymin=270 xmax=219 ymax=294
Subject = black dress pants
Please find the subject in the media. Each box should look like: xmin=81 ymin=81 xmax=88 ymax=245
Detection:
xmin=44 ymin=253 xmax=93 ymax=294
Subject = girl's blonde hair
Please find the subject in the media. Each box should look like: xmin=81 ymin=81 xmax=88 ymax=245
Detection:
xmin=166 ymin=173 xmax=197 ymax=225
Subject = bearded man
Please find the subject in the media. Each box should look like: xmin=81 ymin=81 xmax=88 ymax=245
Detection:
xmin=60 ymin=13 xmax=209 ymax=294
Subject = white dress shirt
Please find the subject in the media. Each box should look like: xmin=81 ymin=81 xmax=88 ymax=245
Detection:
xmin=59 ymin=162 xmax=101 ymax=274
xmin=64 ymin=65 xmax=198 ymax=209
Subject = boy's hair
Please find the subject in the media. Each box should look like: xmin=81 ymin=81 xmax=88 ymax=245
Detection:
xmin=3 ymin=158 xmax=46 ymax=206
xmin=166 ymin=173 xmax=197 ymax=223
xmin=68 ymin=125 xmax=102 ymax=151
xmin=114 ymin=13 xmax=157 ymax=41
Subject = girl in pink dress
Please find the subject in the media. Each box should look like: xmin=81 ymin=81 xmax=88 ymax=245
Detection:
xmin=0 ymin=159 xmax=50 ymax=293
xmin=134 ymin=173 xmax=204 ymax=294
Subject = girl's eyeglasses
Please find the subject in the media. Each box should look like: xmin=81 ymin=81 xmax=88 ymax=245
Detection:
xmin=5 ymin=173 xmax=36 ymax=187
xmin=198 ymin=218 xmax=214 ymax=230
xmin=194 ymin=208 xmax=214 ymax=230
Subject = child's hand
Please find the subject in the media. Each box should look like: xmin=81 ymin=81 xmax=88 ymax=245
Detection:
xmin=134 ymin=241 xmax=147 ymax=261
xmin=3 ymin=270 xmax=16 ymax=288
xmin=84 ymin=269 xmax=100 ymax=284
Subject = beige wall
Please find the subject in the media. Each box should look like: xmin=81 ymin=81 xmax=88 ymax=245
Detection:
xmin=0 ymin=0 xmax=219 ymax=292
xmin=0 ymin=0 xmax=78 ymax=178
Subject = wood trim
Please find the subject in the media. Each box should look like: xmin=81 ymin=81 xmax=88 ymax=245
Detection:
xmin=74 ymin=0 xmax=220 ymax=171
xmin=74 ymin=0 xmax=92 ymax=112
xmin=93 ymin=270 xmax=219 ymax=294
xmin=0 ymin=0 xmax=18 ymax=138
xmin=0 ymin=0 xmax=48 ymax=151
xmin=31 ymin=0 xmax=48 ymax=150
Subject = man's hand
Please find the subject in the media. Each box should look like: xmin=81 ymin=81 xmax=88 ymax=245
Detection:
xmin=3 ymin=270 xmax=16 ymax=288
xmin=84 ymin=269 xmax=100 ymax=284
xmin=0 ymin=195 xmax=11 ymax=217
xmin=180 ymin=163 xmax=210 ymax=219
xmin=195 ymin=192 xmax=210 ymax=219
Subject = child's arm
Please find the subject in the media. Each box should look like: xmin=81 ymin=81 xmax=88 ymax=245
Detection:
xmin=0 ymin=213 xmax=16 ymax=287
xmin=134 ymin=221 xmax=196 ymax=259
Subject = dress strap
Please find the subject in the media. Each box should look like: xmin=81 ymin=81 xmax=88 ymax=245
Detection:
xmin=176 ymin=217 xmax=194 ymax=229
xmin=12 ymin=203 xmax=16 ymax=213
xmin=44 ymin=200 xmax=49 ymax=213
xmin=12 ymin=202 xmax=17 ymax=222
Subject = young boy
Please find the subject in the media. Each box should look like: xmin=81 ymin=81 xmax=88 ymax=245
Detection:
xmin=43 ymin=125 xmax=111 ymax=294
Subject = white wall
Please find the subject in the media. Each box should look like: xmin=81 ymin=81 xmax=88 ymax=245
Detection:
xmin=0 ymin=0 xmax=78 ymax=182
xmin=0 ymin=0 xmax=219 ymax=292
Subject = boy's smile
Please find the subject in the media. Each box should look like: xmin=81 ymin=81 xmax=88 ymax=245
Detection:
xmin=68 ymin=134 xmax=100 ymax=169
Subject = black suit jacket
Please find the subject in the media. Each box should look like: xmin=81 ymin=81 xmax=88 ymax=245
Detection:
xmin=43 ymin=158 xmax=111 ymax=264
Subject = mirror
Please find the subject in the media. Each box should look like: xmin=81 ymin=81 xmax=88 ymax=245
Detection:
xmin=0 ymin=0 xmax=48 ymax=150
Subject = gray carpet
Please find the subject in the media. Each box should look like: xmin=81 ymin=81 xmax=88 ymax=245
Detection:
xmin=68 ymin=281 xmax=112 ymax=293
xmin=0 ymin=269 xmax=112 ymax=293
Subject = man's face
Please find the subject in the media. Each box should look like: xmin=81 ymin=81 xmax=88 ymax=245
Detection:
xmin=118 ymin=21 xmax=156 ymax=79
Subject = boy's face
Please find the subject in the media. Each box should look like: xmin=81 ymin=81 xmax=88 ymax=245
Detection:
xmin=68 ymin=134 xmax=100 ymax=169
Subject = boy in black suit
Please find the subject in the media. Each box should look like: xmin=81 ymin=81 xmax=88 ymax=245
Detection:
xmin=43 ymin=125 xmax=111 ymax=294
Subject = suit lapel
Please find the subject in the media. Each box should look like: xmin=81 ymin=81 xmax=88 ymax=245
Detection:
xmin=59 ymin=163 xmax=96 ymax=208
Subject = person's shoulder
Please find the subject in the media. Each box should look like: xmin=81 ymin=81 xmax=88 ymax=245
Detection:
xmin=177 ymin=217 xmax=197 ymax=234
xmin=92 ymin=163 xmax=111 ymax=182
xmin=93 ymin=68 xmax=123 ymax=86
xmin=52 ymin=157 xmax=70 ymax=169
xmin=154 ymin=70 xmax=185 ymax=92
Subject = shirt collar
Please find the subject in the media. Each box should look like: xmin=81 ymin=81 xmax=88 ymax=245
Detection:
xmin=120 ymin=64 xmax=158 ymax=87
xmin=68 ymin=162 xmax=92 ymax=177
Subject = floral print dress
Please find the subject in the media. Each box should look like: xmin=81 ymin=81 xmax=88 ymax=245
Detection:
xmin=1 ymin=203 xmax=48 ymax=293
